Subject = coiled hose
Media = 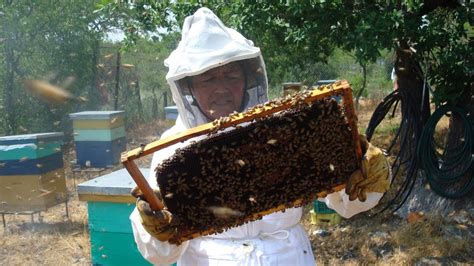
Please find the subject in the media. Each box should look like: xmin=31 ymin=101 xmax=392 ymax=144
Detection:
xmin=417 ymin=105 xmax=473 ymax=198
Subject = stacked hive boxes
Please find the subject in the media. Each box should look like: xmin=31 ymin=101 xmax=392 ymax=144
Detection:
xmin=69 ymin=111 xmax=126 ymax=168
xmin=0 ymin=133 xmax=67 ymax=212
xmin=310 ymin=200 xmax=341 ymax=225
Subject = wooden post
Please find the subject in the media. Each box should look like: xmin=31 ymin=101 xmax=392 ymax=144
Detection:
xmin=162 ymin=91 xmax=168 ymax=120
xmin=135 ymin=80 xmax=144 ymax=121
xmin=163 ymin=91 xmax=168 ymax=107
xmin=114 ymin=51 xmax=121 ymax=110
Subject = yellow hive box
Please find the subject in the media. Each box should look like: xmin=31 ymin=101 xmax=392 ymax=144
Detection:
xmin=0 ymin=169 xmax=67 ymax=212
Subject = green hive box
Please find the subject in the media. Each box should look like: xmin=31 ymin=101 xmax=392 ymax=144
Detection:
xmin=78 ymin=168 xmax=155 ymax=265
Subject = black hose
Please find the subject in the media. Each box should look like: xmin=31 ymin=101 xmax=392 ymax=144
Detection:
xmin=417 ymin=105 xmax=473 ymax=198
xmin=366 ymin=85 xmax=427 ymax=213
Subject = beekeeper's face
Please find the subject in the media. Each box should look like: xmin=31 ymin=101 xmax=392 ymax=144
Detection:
xmin=191 ymin=62 xmax=245 ymax=120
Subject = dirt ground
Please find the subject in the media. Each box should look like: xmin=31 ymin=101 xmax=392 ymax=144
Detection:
xmin=1 ymin=100 xmax=473 ymax=265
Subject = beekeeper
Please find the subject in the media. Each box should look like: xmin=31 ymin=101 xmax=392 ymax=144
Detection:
xmin=130 ymin=7 xmax=390 ymax=266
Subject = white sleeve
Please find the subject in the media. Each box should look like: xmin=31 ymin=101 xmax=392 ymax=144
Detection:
xmin=130 ymin=121 xmax=191 ymax=265
xmin=321 ymin=190 xmax=384 ymax=219
xmin=130 ymin=209 xmax=189 ymax=265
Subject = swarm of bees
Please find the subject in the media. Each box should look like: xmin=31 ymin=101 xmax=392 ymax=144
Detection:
xmin=156 ymin=91 xmax=359 ymax=244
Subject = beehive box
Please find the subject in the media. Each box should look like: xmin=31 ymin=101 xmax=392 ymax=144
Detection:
xmin=0 ymin=133 xmax=67 ymax=212
xmin=313 ymin=200 xmax=336 ymax=214
xmin=164 ymin=106 xmax=178 ymax=121
xmin=69 ymin=111 xmax=126 ymax=168
xmin=77 ymin=168 xmax=153 ymax=266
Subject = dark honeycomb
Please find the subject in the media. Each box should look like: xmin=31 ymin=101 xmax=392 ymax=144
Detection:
xmin=156 ymin=96 xmax=358 ymax=243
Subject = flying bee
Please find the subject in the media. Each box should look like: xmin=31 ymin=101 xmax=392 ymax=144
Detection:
xmin=207 ymin=206 xmax=244 ymax=219
xmin=103 ymin=53 xmax=113 ymax=60
xmin=23 ymin=78 xmax=85 ymax=105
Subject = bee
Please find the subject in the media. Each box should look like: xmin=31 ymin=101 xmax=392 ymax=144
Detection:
xmin=267 ymin=139 xmax=277 ymax=145
xmin=22 ymin=79 xmax=84 ymax=105
xmin=235 ymin=159 xmax=246 ymax=167
xmin=207 ymin=206 xmax=244 ymax=219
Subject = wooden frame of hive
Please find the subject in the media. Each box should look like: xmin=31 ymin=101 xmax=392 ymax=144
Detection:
xmin=122 ymin=80 xmax=362 ymax=243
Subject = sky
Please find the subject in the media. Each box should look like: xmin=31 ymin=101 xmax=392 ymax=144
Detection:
xmin=105 ymin=29 xmax=125 ymax=42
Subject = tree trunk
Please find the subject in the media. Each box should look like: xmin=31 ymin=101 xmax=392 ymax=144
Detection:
xmin=114 ymin=50 xmax=121 ymax=110
xmin=162 ymin=91 xmax=168 ymax=120
xmin=396 ymin=58 xmax=473 ymax=217
xmin=395 ymin=45 xmax=430 ymax=124
xmin=87 ymin=39 xmax=101 ymax=109
xmin=3 ymin=29 xmax=16 ymax=135
xmin=151 ymin=85 xmax=158 ymax=119
xmin=396 ymin=177 xmax=474 ymax=217
xmin=355 ymin=62 xmax=367 ymax=110
xmin=135 ymin=80 xmax=144 ymax=122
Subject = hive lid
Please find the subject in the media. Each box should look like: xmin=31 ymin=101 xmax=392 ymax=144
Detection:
xmin=77 ymin=168 xmax=149 ymax=198
xmin=164 ymin=106 xmax=178 ymax=111
xmin=315 ymin=80 xmax=338 ymax=86
xmin=69 ymin=111 xmax=125 ymax=120
xmin=0 ymin=132 xmax=64 ymax=145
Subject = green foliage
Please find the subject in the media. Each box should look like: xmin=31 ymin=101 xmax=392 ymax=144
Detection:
xmin=98 ymin=1 xmax=472 ymax=106
xmin=118 ymin=35 xmax=179 ymax=120
xmin=0 ymin=0 xmax=104 ymax=136
xmin=330 ymin=49 xmax=393 ymax=99
xmin=416 ymin=8 xmax=472 ymax=105
xmin=228 ymin=1 xmax=472 ymax=105
xmin=94 ymin=0 xmax=184 ymax=49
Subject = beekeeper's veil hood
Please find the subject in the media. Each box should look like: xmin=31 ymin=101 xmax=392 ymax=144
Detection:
xmin=164 ymin=7 xmax=268 ymax=128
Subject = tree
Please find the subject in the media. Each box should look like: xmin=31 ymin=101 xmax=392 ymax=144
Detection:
xmin=96 ymin=1 xmax=472 ymax=105
xmin=0 ymin=1 xmax=105 ymax=135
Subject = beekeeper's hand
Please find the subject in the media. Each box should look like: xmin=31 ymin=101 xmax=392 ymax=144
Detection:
xmin=346 ymin=135 xmax=390 ymax=202
xmin=131 ymin=186 xmax=177 ymax=242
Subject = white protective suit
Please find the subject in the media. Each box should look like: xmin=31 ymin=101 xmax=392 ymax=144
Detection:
xmin=130 ymin=7 xmax=384 ymax=266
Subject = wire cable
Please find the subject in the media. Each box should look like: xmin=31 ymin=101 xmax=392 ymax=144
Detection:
xmin=366 ymin=86 xmax=426 ymax=213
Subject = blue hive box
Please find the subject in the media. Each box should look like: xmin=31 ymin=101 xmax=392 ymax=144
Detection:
xmin=164 ymin=106 xmax=178 ymax=121
xmin=77 ymin=168 xmax=153 ymax=265
xmin=69 ymin=111 xmax=126 ymax=168
xmin=74 ymin=138 xmax=126 ymax=168
xmin=0 ymin=132 xmax=67 ymax=212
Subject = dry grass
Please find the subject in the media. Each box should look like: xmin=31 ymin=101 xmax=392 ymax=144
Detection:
xmin=304 ymin=206 xmax=473 ymax=265
xmin=392 ymin=214 xmax=473 ymax=262
xmin=0 ymin=179 xmax=91 ymax=265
